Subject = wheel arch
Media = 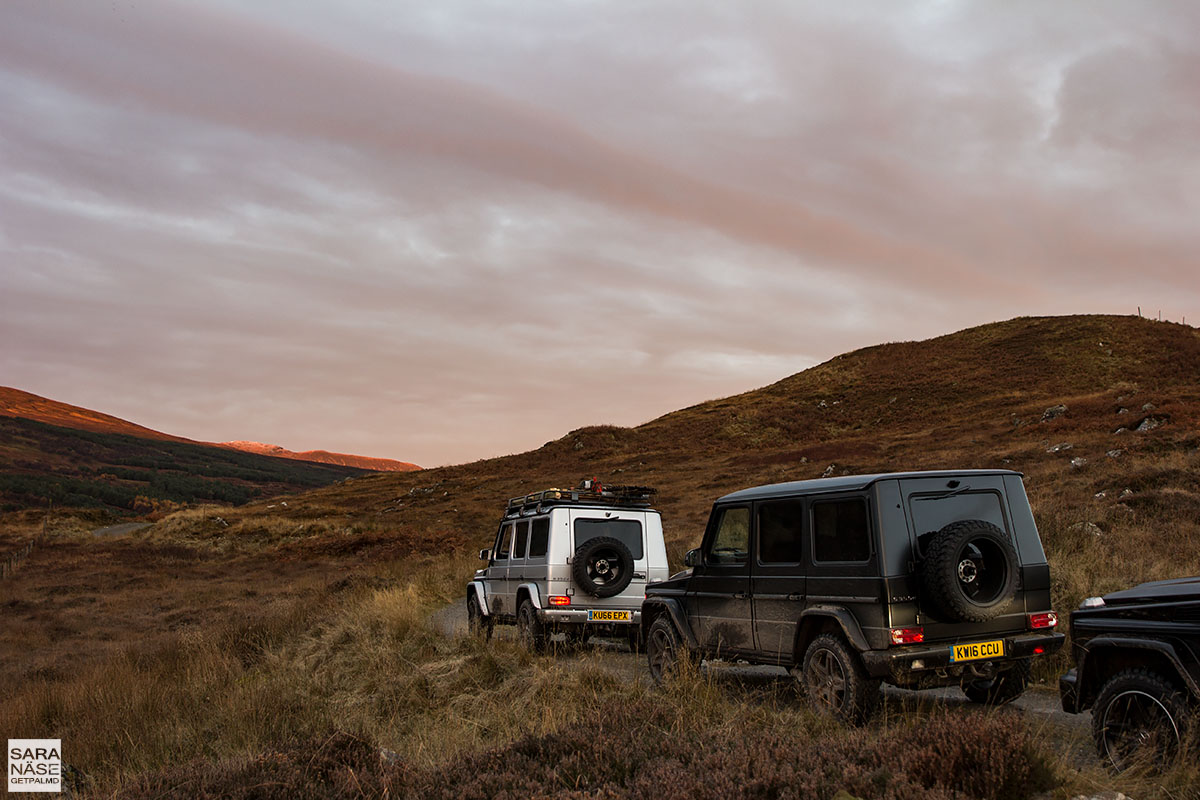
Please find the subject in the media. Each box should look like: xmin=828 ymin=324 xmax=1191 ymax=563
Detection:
xmin=467 ymin=581 xmax=489 ymax=616
xmin=793 ymin=606 xmax=871 ymax=666
xmin=516 ymin=583 xmax=542 ymax=610
xmin=641 ymin=597 xmax=698 ymax=648
xmin=1077 ymin=637 xmax=1198 ymax=710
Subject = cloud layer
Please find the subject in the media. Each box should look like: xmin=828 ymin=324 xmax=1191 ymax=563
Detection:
xmin=2 ymin=1 xmax=1198 ymax=465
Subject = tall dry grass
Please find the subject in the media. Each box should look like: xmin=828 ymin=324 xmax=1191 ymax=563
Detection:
xmin=6 ymin=441 xmax=1195 ymax=796
xmin=1 ymin=550 xmax=589 ymax=794
xmin=4 ymin=542 xmax=1198 ymax=799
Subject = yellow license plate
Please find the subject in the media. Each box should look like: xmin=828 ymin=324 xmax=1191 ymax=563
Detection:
xmin=587 ymin=609 xmax=631 ymax=622
xmin=951 ymin=639 xmax=1005 ymax=662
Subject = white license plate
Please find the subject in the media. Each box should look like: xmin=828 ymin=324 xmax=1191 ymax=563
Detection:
xmin=587 ymin=609 xmax=632 ymax=622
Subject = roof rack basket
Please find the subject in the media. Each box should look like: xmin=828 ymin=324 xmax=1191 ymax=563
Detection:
xmin=505 ymin=479 xmax=657 ymax=516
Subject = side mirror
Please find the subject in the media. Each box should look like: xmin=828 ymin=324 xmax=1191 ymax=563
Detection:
xmin=684 ymin=548 xmax=701 ymax=568
xmin=479 ymin=549 xmax=492 ymax=562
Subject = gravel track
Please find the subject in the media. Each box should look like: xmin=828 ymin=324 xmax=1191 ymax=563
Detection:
xmin=91 ymin=522 xmax=153 ymax=537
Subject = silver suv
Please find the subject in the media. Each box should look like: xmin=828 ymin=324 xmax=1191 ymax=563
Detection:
xmin=467 ymin=480 xmax=669 ymax=651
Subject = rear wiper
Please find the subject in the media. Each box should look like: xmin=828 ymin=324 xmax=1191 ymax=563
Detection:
xmin=929 ymin=482 xmax=971 ymax=500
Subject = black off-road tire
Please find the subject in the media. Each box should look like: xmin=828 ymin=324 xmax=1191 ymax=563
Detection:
xmin=798 ymin=634 xmax=880 ymax=725
xmin=466 ymin=593 xmax=493 ymax=640
xmin=1092 ymin=668 xmax=1189 ymax=772
xmin=517 ymin=599 xmax=548 ymax=653
xmin=921 ymin=519 xmax=1019 ymax=622
xmin=572 ymin=536 xmax=635 ymax=598
xmin=646 ymin=615 xmax=691 ymax=684
xmin=962 ymin=658 xmax=1030 ymax=705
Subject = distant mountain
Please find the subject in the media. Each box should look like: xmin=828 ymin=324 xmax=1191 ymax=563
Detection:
xmin=0 ymin=388 xmax=419 ymax=472
xmin=222 ymin=441 xmax=419 ymax=472
xmin=0 ymin=387 xmax=420 ymax=512
xmin=0 ymin=387 xmax=192 ymax=443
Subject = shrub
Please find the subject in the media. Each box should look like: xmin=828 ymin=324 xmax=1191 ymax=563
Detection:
xmin=113 ymin=699 xmax=1052 ymax=800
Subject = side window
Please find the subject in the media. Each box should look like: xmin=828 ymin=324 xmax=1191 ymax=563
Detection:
xmin=758 ymin=499 xmax=805 ymax=564
xmin=512 ymin=520 xmax=530 ymax=560
xmin=495 ymin=523 xmax=514 ymax=560
xmin=528 ymin=517 xmax=550 ymax=559
xmin=812 ymin=498 xmax=870 ymax=563
xmin=707 ymin=506 xmax=750 ymax=565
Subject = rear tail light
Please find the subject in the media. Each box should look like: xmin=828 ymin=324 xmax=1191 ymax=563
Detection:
xmin=1032 ymin=646 xmax=1045 ymax=655
xmin=890 ymin=626 xmax=925 ymax=645
xmin=1029 ymin=611 xmax=1058 ymax=629
xmin=548 ymin=595 xmax=571 ymax=606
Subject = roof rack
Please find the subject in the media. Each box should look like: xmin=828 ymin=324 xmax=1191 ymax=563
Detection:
xmin=505 ymin=479 xmax=657 ymax=517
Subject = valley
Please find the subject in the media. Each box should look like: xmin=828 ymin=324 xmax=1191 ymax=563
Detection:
xmin=2 ymin=314 xmax=1199 ymax=798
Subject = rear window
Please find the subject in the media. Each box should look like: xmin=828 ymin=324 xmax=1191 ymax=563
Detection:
xmin=910 ymin=491 xmax=1008 ymax=555
xmin=574 ymin=518 xmax=643 ymax=560
xmin=528 ymin=517 xmax=550 ymax=558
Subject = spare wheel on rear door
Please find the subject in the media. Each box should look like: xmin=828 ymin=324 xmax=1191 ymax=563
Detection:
xmin=920 ymin=519 xmax=1019 ymax=622
xmin=572 ymin=536 xmax=635 ymax=598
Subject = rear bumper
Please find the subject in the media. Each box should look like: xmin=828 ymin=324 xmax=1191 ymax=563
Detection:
xmin=861 ymin=631 xmax=1065 ymax=683
xmin=537 ymin=608 xmax=642 ymax=626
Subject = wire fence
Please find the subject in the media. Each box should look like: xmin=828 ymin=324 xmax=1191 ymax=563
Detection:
xmin=0 ymin=536 xmax=38 ymax=580
xmin=0 ymin=511 xmax=47 ymax=581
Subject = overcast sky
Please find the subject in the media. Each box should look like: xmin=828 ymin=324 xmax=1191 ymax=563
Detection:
xmin=2 ymin=1 xmax=1198 ymax=466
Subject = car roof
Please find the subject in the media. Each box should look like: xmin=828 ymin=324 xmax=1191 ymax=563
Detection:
xmin=716 ymin=469 xmax=1022 ymax=503
xmin=505 ymin=503 xmax=659 ymax=519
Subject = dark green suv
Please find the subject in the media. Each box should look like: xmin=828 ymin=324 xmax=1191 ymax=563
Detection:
xmin=641 ymin=470 xmax=1064 ymax=723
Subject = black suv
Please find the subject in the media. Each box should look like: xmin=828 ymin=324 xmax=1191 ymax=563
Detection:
xmin=641 ymin=470 xmax=1064 ymax=723
xmin=1059 ymin=577 xmax=1200 ymax=771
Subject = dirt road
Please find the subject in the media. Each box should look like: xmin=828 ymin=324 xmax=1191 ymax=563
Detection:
xmin=91 ymin=522 xmax=152 ymax=537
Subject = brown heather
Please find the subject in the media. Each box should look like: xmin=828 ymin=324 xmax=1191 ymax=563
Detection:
xmin=2 ymin=314 xmax=1200 ymax=798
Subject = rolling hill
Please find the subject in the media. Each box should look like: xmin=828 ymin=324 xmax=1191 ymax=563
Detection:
xmin=0 ymin=387 xmax=421 ymax=474
xmin=0 ymin=388 xmax=419 ymax=513
xmin=0 ymin=387 xmax=192 ymax=443
xmin=184 ymin=314 xmax=1199 ymax=601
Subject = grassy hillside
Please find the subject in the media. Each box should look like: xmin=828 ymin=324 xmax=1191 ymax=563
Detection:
xmin=3 ymin=314 xmax=1199 ymax=799
xmin=0 ymin=386 xmax=191 ymax=442
xmin=0 ymin=415 xmax=372 ymax=513
xmin=173 ymin=314 xmax=1199 ymax=598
